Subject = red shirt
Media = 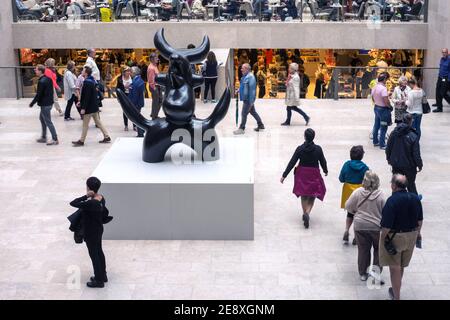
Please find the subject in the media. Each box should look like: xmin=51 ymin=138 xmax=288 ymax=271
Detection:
xmin=44 ymin=68 xmax=60 ymax=91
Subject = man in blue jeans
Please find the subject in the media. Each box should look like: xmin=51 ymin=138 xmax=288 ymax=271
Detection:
xmin=129 ymin=66 xmax=146 ymax=138
xmin=29 ymin=64 xmax=59 ymax=146
xmin=234 ymin=63 xmax=265 ymax=135
xmin=371 ymin=72 xmax=392 ymax=150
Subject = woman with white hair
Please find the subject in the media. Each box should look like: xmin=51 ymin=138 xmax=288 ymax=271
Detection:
xmin=391 ymin=75 xmax=411 ymax=124
xmin=345 ymin=170 xmax=386 ymax=282
xmin=281 ymin=62 xmax=310 ymax=126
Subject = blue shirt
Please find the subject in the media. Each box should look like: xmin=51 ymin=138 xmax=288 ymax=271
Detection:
xmin=15 ymin=0 xmax=27 ymax=11
xmin=438 ymin=57 xmax=450 ymax=79
xmin=381 ymin=190 xmax=423 ymax=231
xmin=239 ymin=72 xmax=256 ymax=105
xmin=129 ymin=75 xmax=145 ymax=109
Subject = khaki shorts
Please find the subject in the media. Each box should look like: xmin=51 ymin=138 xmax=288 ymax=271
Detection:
xmin=379 ymin=231 xmax=418 ymax=268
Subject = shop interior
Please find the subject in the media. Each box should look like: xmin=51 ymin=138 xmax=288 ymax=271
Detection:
xmin=233 ymin=49 xmax=425 ymax=99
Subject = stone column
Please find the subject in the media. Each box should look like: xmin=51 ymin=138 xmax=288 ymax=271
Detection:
xmin=0 ymin=1 xmax=18 ymax=98
xmin=424 ymin=0 xmax=450 ymax=99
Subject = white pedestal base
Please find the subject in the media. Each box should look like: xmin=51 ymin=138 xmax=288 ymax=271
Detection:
xmin=92 ymin=137 xmax=254 ymax=240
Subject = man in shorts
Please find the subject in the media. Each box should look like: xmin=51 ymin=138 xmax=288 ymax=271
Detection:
xmin=379 ymin=174 xmax=423 ymax=300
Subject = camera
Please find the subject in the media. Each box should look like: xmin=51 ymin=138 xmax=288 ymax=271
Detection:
xmin=384 ymin=235 xmax=397 ymax=255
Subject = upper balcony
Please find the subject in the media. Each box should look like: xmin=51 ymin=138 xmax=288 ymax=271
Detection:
xmin=11 ymin=0 xmax=429 ymax=49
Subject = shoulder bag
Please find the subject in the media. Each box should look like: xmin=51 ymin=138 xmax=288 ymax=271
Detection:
xmin=422 ymin=91 xmax=430 ymax=114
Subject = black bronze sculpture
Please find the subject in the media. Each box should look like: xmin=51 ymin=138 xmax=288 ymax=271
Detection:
xmin=116 ymin=29 xmax=231 ymax=163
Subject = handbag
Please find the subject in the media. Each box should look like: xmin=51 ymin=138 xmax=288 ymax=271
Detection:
xmin=384 ymin=232 xmax=397 ymax=255
xmin=422 ymin=92 xmax=430 ymax=114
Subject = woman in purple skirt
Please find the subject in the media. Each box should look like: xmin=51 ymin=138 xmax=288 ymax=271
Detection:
xmin=280 ymin=128 xmax=328 ymax=228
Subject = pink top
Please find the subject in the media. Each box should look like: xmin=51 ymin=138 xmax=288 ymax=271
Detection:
xmin=44 ymin=68 xmax=60 ymax=91
xmin=371 ymin=83 xmax=388 ymax=107
xmin=147 ymin=63 xmax=159 ymax=90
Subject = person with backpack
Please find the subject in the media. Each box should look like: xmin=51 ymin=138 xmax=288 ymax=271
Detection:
xmin=72 ymin=66 xmax=111 ymax=147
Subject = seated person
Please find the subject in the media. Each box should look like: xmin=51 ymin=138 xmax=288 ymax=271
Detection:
xmin=159 ymin=0 xmax=180 ymax=20
xmin=214 ymin=0 xmax=239 ymax=19
xmin=15 ymin=0 xmax=43 ymax=19
xmin=191 ymin=0 xmax=208 ymax=19
xmin=253 ymin=0 xmax=272 ymax=20
xmin=396 ymin=0 xmax=422 ymax=20
xmin=279 ymin=0 xmax=297 ymax=21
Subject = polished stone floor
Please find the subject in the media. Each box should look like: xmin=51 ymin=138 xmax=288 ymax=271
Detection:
xmin=0 ymin=97 xmax=449 ymax=300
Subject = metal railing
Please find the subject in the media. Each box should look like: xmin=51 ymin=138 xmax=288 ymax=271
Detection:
xmin=11 ymin=0 xmax=429 ymax=24
xmin=0 ymin=65 xmax=439 ymax=100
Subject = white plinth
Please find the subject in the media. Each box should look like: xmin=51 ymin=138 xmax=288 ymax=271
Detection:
xmin=92 ymin=137 xmax=254 ymax=240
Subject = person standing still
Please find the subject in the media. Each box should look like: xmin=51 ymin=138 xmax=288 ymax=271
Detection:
xmin=129 ymin=66 xmax=146 ymax=138
xmin=233 ymin=63 xmax=265 ymax=135
xmin=433 ymin=48 xmax=450 ymax=112
xmin=147 ymin=53 xmax=162 ymax=119
xmin=29 ymin=64 xmax=59 ymax=145
xmin=116 ymin=66 xmax=133 ymax=131
xmin=372 ymin=72 xmax=392 ymax=150
xmin=72 ymin=66 xmax=111 ymax=147
xmin=379 ymin=174 xmax=423 ymax=300
xmin=202 ymin=51 xmax=220 ymax=103
xmin=70 ymin=177 xmax=108 ymax=288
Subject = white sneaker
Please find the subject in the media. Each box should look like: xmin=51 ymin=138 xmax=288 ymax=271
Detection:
xmin=233 ymin=128 xmax=245 ymax=135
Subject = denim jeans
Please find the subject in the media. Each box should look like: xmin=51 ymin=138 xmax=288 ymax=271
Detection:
xmin=372 ymin=106 xmax=391 ymax=148
xmin=39 ymin=105 xmax=58 ymax=141
xmin=411 ymin=113 xmax=422 ymax=139
xmin=239 ymin=101 xmax=264 ymax=130
xmin=285 ymin=106 xmax=309 ymax=124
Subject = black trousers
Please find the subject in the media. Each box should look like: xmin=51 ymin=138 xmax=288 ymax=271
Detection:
xmin=285 ymin=106 xmax=309 ymax=124
xmin=123 ymin=113 xmax=128 ymax=127
xmin=150 ymin=86 xmax=162 ymax=119
xmin=392 ymin=167 xmax=418 ymax=195
xmin=355 ymin=230 xmax=381 ymax=276
xmin=258 ymin=85 xmax=266 ymax=98
xmin=85 ymin=231 xmax=106 ymax=283
xmin=204 ymin=78 xmax=217 ymax=100
xmin=435 ymin=77 xmax=450 ymax=108
xmin=64 ymin=94 xmax=79 ymax=119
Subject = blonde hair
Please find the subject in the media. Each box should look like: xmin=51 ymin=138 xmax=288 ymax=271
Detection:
xmin=44 ymin=58 xmax=55 ymax=68
xmin=362 ymin=170 xmax=380 ymax=192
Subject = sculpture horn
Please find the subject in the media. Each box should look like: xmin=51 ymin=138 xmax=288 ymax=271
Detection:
xmin=204 ymin=88 xmax=231 ymax=129
xmin=154 ymin=28 xmax=176 ymax=60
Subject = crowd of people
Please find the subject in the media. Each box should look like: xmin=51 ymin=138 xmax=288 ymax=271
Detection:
xmin=26 ymin=48 xmax=449 ymax=299
xmin=14 ymin=0 xmax=426 ymax=22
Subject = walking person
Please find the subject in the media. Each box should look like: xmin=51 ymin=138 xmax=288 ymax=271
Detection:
xmin=280 ymin=128 xmax=328 ymax=229
xmin=63 ymin=60 xmax=80 ymax=121
xmin=202 ymin=51 xmax=220 ymax=103
xmin=339 ymin=145 xmax=369 ymax=245
xmin=44 ymin=58 xmax=64 ymax=116
xmin=281 ymin=63 xmax=310 ymax=126
xmin=147 ymin=53 xmax=162 ymax=120
xmin=391 ymin=76 xmax=411 ymax=124
xmin=379 ymin=174 xmax=423 ymax=300
xmin=29 ymin=64 xmax=59 ymax=146
xmin=372 ymin=72 xmax=393 ymax=150
xmin=116 ymin=66 xmax=132 ymax=131
xmin=129 ymin=66 xmax=146 ymax=138
xmin=70 ymin=177 xmax=109 ymax=288
xmin=433 ymin=49 xmax=450 ymax=112
xmin=72 ymin=66 xmax=111 ymax=147
xmin=345 ymin=170 xmax=386 ymax=282
xmin=386 ymin=113 xmax=423 ymax=197
xmin=233 ymin=63 xmax=265 ymax=135
xmin=405 ymin=78 xmax=425 ymax=139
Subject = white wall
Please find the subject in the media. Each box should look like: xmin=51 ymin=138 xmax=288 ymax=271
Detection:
xmin=0 ymin=1 xmax=18 ymax=98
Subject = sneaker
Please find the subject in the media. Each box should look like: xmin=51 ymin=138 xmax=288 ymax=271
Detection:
xmin=352 ymin=238 xmax=357 ymax=246
xmin=373 ymin=143 xmax=380 ymax=147
xmin=90 ymin=276 xmax=108 ymax=283
xmin=211 ymin=99 xmax=217 ymax=103
xmin=342 ymin=231 xmax=349 ymax=244
xmin=360 ymin=274 xmax=368 ymax=281
xmin=388 ymin=287 xmax=394 ymax=300
xmin=303 ymin=214 xmax=309 ymax=229
xmin=72 ymin=140 xmax=84 ymax=147
xmin=233 ymin=128 xmax=245 ymax=135
xmin=36 ymin=138 xmax=47 ymax=143
xmin=380 ymin=146 xmax=386 ymax=150
xmin=254 ymin=126 xmax=265 ymax=132
xmin=99 ymin=137 xmax=111 ymax=144
xmin=46 ymin=140 xmax=59 ymax=146
xmin=281 ymin=122 xmax=290 ymax=126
